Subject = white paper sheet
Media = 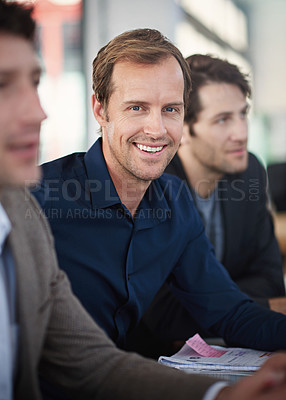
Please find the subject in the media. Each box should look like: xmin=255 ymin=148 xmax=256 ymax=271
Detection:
xmin=158 ymin=334 xmax=273 ymax=374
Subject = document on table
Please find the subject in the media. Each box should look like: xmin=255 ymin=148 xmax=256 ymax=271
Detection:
xmin=158 ymin=334 xmax=273 ymax=376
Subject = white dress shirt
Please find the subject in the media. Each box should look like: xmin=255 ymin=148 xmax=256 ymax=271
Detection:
xmin=0 ymin=201 xmax=13 ymax=400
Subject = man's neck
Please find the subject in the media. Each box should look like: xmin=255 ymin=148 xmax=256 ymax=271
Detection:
xmin=177 ymin=145 xmax=223 ymax=199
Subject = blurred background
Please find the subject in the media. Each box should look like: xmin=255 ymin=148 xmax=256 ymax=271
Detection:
xmin=15 ymin=0 xmax=286 ymax=169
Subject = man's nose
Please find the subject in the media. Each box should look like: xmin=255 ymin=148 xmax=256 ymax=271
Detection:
xmin=21 ymin=86 xmax=47 ymax=125
xmin=143 ymin=111 xmax=167 ymax=136
xmin=230 ymin=118 xmax=248 ymax=142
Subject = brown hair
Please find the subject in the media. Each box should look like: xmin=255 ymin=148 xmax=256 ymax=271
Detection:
xmin=92 ymin=28 xmax=192 ymax=111
xmin=0 ymin=0 xmax=36 ymax=43
xmin=185 ymin=54 xmax=251 ymax=135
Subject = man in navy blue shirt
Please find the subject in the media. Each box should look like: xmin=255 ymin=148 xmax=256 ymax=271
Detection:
xmin=34 ymin=29 xmax=286 ymax=355
xmin=3 ymin=2 xmax=286 ymax=399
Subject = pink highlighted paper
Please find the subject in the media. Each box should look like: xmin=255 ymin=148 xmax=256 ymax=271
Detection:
xmin=186 ymin=334 xmax=227 ymax=357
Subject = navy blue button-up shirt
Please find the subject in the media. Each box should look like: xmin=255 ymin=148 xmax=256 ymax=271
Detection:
xmin=33 ymin=138 xmax=286 ymax=351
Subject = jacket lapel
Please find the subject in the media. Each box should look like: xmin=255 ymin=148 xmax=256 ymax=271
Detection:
xmin=1 ymin=187 xmax=42 ymax=399
xmin=220 ymin=177 xmax=246 ymax=267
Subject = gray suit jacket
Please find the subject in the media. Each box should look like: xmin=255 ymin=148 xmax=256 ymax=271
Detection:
xmin=0 ymin=186 xmax=216 ymax=400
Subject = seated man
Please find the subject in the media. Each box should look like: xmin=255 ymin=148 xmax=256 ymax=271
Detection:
xmin=142 ymin=54 xmax=286 ymax=348
xmin=0 ymin=1 xmax=250 ymax=399
xmin=33 ymin=22 xmax=286 ymax=360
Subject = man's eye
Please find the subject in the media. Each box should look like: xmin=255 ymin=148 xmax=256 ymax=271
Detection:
xmin=131 ymin=106 xmax=142 ymax=111
xmin=217 ymin=117 xmax=227 ymax=124
xmin=165 ymin=107 xmax=175 ymax=112
xmin=0 ymin=81 xmax=9 ymax=89
xmin=33 ymin=78 xmax=40 ymax=88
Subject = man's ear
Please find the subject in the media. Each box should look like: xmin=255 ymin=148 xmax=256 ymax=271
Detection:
xmin=92 ymin=93 xmax=107 ymax=126
xmin=181 ymin=123 xmax=192 ymax=146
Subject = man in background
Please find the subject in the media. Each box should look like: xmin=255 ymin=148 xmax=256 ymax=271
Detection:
xmin=142 ymin=54 xmax=286 ymax=348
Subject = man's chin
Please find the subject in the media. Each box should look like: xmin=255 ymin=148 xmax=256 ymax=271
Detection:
xmin=227 ymin=161 xmax=248 ymax=175
xmin=23 ymin=167 xmax=42 ymax=188
xmin=137 ymin=171 xmax=165 ymax=182
xmin=1 ymin=166 xmax=42 ymax=188
xmin=224 ymin=153 xmax=249 ymax=174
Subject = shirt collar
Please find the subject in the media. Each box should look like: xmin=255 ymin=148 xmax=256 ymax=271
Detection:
xmin=83 ymin=137 xmax=171 ymax=223
xmin=84 ymin=137 xmax=121 ymax=209
xmin=0 ymin=202 xmax=11 ymax=255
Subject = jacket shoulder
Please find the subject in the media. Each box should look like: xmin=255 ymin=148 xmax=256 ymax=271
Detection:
xmin=244 ymin=152 xmax=267 ymax=185
xmin=248 ymin=152 xmax=266 ymax=171
xmin=159 ymin=172 xmax=191 ymax=198
xmin=1 ymin=187 xmax=54 ymax=245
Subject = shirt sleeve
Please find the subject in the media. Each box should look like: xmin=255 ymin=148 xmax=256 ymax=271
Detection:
xmin=169 ymin=217 xmax=286 ymax=351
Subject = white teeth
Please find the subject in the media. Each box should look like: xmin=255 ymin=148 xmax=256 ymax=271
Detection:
xmin=135 ymin=144 xmax=164 ymax=153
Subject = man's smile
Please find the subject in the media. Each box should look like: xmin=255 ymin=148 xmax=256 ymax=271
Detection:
xmin=134 ymin=143 xmax=165 ymax=154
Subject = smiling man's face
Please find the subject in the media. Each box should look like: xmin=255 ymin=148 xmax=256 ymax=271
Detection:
xmin=93 ymin=56 xmax=185 ymax=186
xmin=0 ymin=33 xmax=46 ymax=189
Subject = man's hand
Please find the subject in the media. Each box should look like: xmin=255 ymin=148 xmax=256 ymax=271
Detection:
xmin=269 ymin=297 xmax=286 ymax=314
xmin=215 ymin=353 xmax=286 ymax=400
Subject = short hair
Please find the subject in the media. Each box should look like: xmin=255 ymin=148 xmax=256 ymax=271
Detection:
xmin=0 ymin=0 xmax=36 ymax=42
xmin=92 ymin=28 xmax=192 ymax=112
xmin=185 ymin=54 xmax=251 ymax=135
